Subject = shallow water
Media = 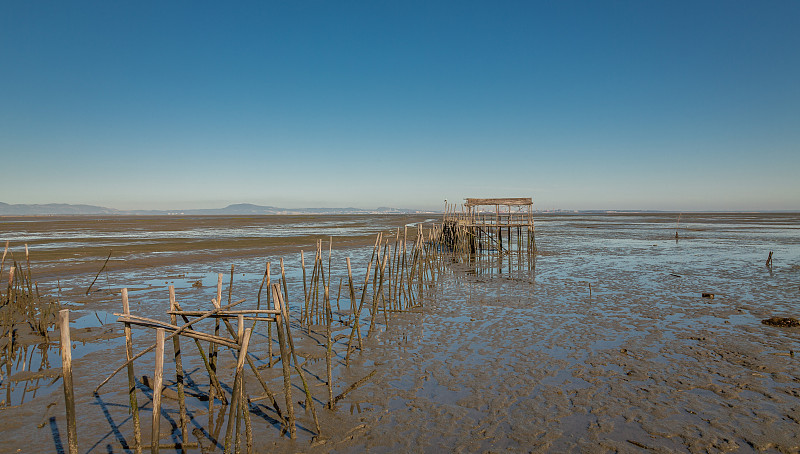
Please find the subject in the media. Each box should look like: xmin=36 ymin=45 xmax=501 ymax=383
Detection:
xmin=0 ymin=212 xmax=798 ymax=452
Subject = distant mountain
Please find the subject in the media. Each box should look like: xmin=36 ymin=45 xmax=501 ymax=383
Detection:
xmin=0 ymin=202 xmax=120 ymax=215
xmin=0 ymin=202 xmax=428 ymax=216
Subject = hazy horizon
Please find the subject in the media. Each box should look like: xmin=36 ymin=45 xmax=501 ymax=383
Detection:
xmin=2 ymin=2 xmax=798 ymax=212
xmin=2 ymin=200 xmax=800 ymax=215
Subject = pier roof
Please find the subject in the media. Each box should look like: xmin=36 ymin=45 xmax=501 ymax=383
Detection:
xmin=464 ymin=198 xmax=532 ymax=207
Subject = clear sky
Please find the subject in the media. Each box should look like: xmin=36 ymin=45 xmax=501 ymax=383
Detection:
xmin=1 ymin=1 xmax=798 ymax=211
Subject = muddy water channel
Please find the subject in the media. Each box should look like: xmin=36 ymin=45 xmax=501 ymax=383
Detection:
xmin=1 ymin=213 xmax=798 ymax=453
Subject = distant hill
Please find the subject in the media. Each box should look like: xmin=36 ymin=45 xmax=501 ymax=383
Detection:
xmin=0 ymin=202 xmax=120 ymax=215
xmin=0 ymin=202 xmax=429 ymax=216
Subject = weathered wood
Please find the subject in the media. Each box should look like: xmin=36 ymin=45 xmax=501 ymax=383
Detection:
xmin=169 ymin=286 xmax=188 ymax=453
xmin=59 ymin=309 xmax=78 ymax=454
xmin=151 ymin=328 xmax=165 ymax=454
xmin=465 ymin=197 xmax=531 ymax=206
xmin=95 ymin=298 xmax=246 ymax=393
xmin=114 ymin=315 xmax=240 ymax=349
xmin=224 ymin=328 xmax=252 ymax=453
xmin=86 ymin=250 xmax=112 ymax=295
xmin=346 ymin=236 xmax=380 ymax=365
xmin=325 ymin=291 xmax=333 ymax=409
xmin=167 ymin=309 xmax=280 ymax=316
xmin=330 ymin=370 xmax=377 ymax=409
xmin=301 ymin=250 xmax=308 ymax=324
xmin=122 ymin=289 xmax=142 ymax=454
xmin=208 ymin=290 xmax=286 ymax=425
xmin=171 ymin=301 xmax=227 ymax=405
xmin=209 ymin=273 xmax=223 ymax=414
xmin=272 ymin=284 xmax=295 ymax=439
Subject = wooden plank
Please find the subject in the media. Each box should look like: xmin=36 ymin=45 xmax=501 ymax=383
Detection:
xmin=114 ymin=315 xmax=240 ymax=349
xmin=167 ymin=309 xmax=280 ymax=316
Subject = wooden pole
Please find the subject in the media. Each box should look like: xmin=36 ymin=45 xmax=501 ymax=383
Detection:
xmin=301 ymin=250 xmax=308 ymax=325
xmin=224 ymin=328 xmax=252 ymax=453
xmin=243 ymin=378 xmax=253 ymax=454
xmin=271 ymin=284 xmax=295 ymax=439
xmin=151 ymin=328 xmax=165 ymax=454
xmin=169 ymin=287 xmax=188 ymax=453
xmin=345 ymin=239 xmax=379 ymax=364
xmin=345 ymin=258 xmax=362 ymax=345
xmin=94 ymin=298 xmax=246 ymax=393
xmin=210 ymin=273 xmax=223 ymax=414
xmin=207 ymin=297 xmax=285 ymax=424
xmin=326 ymin=290 xmax=333 ymax=409
xmin=280 ymin=258 xmax=289 ymax=306
xmin=59 ymin=309 xmax=78 ymax=454
xmin=122 ymin=289 xmax=142 ymax=454
xmin=266 ymin=264 xmax=273 ymax=365
xmin=171 ymin=302 xmax=227 ymax=404
xmin=86 ymin=250 xmax=112 ymax=295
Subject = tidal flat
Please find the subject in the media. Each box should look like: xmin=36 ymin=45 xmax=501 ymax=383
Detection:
xmin=1 ymin=212 xmax=798 ymax=453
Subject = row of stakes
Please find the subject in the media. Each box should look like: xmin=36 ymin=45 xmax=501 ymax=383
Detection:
xmin=56 ymin=225 xmax=450 ymax=453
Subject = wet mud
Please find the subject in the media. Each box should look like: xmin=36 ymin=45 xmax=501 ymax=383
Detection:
xmin=0 ymin=213 xmax=798 ymax=453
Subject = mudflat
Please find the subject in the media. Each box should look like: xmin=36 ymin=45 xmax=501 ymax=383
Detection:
xmin=1 ymin=213 xmax=798 ymax=453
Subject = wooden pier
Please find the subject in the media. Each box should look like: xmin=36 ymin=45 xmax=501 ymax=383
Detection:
xmin=436 ymin=197 xmax=535 ymax=255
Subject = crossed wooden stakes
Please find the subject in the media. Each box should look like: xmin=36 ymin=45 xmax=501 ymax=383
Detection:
xmin=93 ymin=282 xmax=298 ymax=454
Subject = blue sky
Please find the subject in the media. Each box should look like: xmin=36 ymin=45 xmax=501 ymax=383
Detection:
xmin=1 ymin=1 xmax=798 ymax=211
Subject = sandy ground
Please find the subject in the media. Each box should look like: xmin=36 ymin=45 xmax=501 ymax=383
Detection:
xmin=1 ymin=213 xmax=799 ymax=453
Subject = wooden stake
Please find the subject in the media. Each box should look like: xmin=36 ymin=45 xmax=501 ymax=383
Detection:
xmin=122 ymin=289 xmax=142 ymax=454
xmin=224 ymin=328 xmax=252 ymax=453
xmin=243 ymin=378 xmax=253 ymax=454
xmin=169 ymin=287 xmax=188 ymax=453
xmin=208 ymin=295 xmax=286 ymax=424
xmin=86 ymin=250 xmax=112 ymax=295
xmin=330 ymin=370 xmax=376 ymax=410
xmin=280 ymin=258 xmax=289 ymax=306
xmin=59 ymin=309 xmax=78 ymax=454
xmin=151 ymin=328 xmax=165 ymax=454
xmin=346 ymin=257 xmax=363 ymax=346
xmin=301 ymin=250 xmax=308 ymax=325
xmin=326 ymin=292 xmax=333 ymax=409
xmin=95 ymin=298 xmax=246 ymax=393
xmin=272 ymin=284 xmax=295 ymax=439
xmin=210 ymin=273 xmax=223 ymax=413
xmin=171 ymin=301 xmax=227 ymax=404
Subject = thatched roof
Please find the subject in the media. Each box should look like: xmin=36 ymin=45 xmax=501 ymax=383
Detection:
xmin=464 ymin=198 xmax=532 ymax=207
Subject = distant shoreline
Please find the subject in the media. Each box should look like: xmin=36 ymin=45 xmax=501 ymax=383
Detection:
xmin=1 ymin=205 xmax=798 ymax=217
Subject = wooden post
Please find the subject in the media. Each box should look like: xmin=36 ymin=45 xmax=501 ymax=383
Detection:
xmin=268 ymin=262 xmax=272 ymax=367
xmin=224 ymin=328 xmax=252 ymax=453
xmin=151 ymin=328 xmax=165 ymax=454
xmin=272 ymin=284 xmax=295 ymax=439
xmin=345 ymin=258 xmax=362 ymax=345
xmin=122 ymin=289 xmax=142 ymax=454
xmin=280 ymin=258 xmax=289 ymax=306
xmin=59 ymin=309 xmax=78 ymax=454
xmin=326 ymin=291 xmax=333 ymax=409
xmin=209 ymin=273 xmax=223 ymax=415
xmin=169 ymin=287 xmax=188 ymax=453
xmin=94 ymin=299 xmax=247 ymax=394
xmin=301 ymin=250 xmax=308 ymax=325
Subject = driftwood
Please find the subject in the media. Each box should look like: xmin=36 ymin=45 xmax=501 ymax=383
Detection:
xmin=330 ymin=370 xmax=377 ymax=409
xmin=86 ymin=251 xmax=112 ymax=295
